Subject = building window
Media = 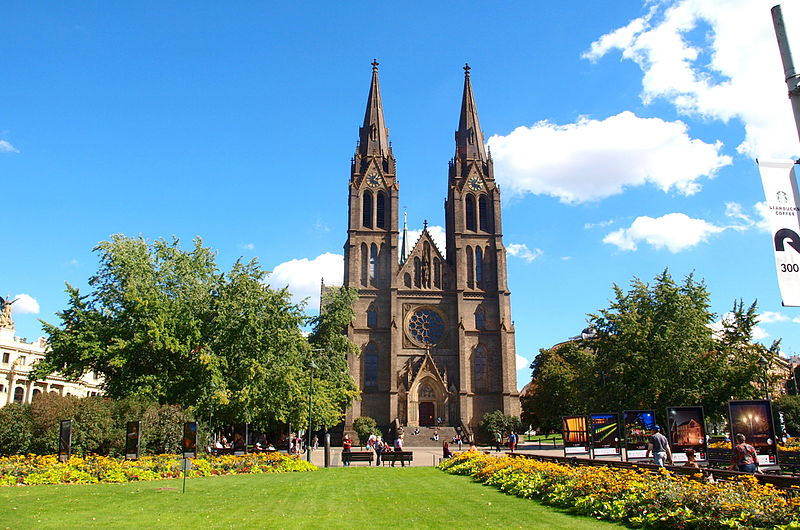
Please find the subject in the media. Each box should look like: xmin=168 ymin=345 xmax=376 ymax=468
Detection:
xmin=0 ymin=384 xmax=5 ymax=393
xmin=18 ymin=355 xmax=26 ymax=365
xmin=479 ymin=195 xmax=490 ymax=231
xmin=2 ymin=352 xmax=8 ymax=363
xmin=433 ymin=257 xmax=442 ymax=288
xmin=466 ymin=246 xmax=474 ymax=288
xmin=376 ymin=192 xmax=386 ymax=229
xmin=407 ymin=307 xmax=445 ymax=347
xmin=369 ymin=243 xmax=378 ymax=285
xmin=367 ymin=307 xmax=378 ymax=327
xmin=473 ymin=345 xmax=487 ymax=391
xmin=475 ymin=307 xmax=485 ymax=330
xmin=13 ymin=387 xmax=24 ymax=403
xmin=362 ymin=191 xmax=373 ymax=228
xmin=364 ymin=343 xmax=378 ymax=388
xmin=465 ymin=194 xmax=476 ymax=231
xmin=475 ymin=246 xmax=484 ymax=287
xmin=360 ymin=243 xmax=368 ymax=286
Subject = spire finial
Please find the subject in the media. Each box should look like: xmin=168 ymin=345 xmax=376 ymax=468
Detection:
xmin=423 ymin=219 xmax=428 ymax=229
xmin=463 ymin=63 xmax=471 ymax=77
xmin=372 ymin=59 xmax=379 ymax=72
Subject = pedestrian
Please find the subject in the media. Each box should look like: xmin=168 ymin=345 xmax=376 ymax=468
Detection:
xmin=312 ymin=434 xmax=319 ymax=450
xmin=730 ymin=433 xmax=759 ymax=473
xmin=375 ymin=436 xmax=384 ymax=466
xmin=393 ymin=434 xmax=405 ymax=467
xmin=443 ymin=441 xmax=452 ymax=459
xmin=508 ymin=431 xmax=517 ymax=452
xmin=342 ymin=434 xmax=352 ymax=466
xmin=645 ymin=425 xmax=672 ymax=467
xmin=494 ymin=431 xmax=502 ymax=452
xmin=456 ymin=434 xmax=462 ymax=451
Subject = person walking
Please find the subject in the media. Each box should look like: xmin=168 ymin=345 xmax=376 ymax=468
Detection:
xmin=393 ymin=434 xmax=405 ymax=467
xmin=730 ymin=433 xmax=759 ymax=473
xmin=494 ymin=431 xmax=502 ymax=452
xmin=645 ymin=425 xmax=672 ymax=467
xmin=375 ymin=436 xmax=384 ymax=466
xmin=342 ymin=434 xmax=352 ymax=467
xmin=508 ymin=431 xmax=517 ymax=453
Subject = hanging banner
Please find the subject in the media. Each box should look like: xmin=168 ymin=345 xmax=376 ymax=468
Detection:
xmin=666 ymin=406 xmax=707 ymax=462
xmin=562 ymin=416 xmax=590 ymax=456
xmin=623 ymin=410 xmax=657 ymax=460
xmin=589 ymin=413 xmax=621 ymax=457
xmin=233 ymin=423 xmax=248 ymax=455
xmin=125 ymin=421 xmax=141 ymax=460
xmin=182 ymin=421 xmax=198 ymax=459
xmin=728 ymin=400 xmax=778 ymax=466
xmin=58 ymin=419 xmax=72 ymax=463
xmin=758 ymin=159 xmax=800 ymax=306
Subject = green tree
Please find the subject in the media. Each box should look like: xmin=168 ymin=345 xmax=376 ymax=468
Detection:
xmin=479 ymin=411 xmax=521 ymax=440
xmin=775 ymin=395 xmax=800 ymax=436
xmin=352 ymin=416 xmax=381 ymax=445
xmin=0 ymin=403 xmax=33 ymax=455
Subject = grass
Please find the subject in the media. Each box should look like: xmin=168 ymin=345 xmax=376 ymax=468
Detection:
xmin=0 ymin=467 xmax=619 ymax=529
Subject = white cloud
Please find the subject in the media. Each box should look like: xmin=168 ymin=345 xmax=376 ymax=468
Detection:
xmin=516 ymin=354 xmax=529 ymax=371
xmin=584 ymin=220 xmax=615 ymax=230
xmin=0 ymin=140 xmax=18 ymax=153
xmin=487 ymin=111 xmax=731 ymax=204
xmin=506 ymin=243 xmax=543 ymax=262
xmin=239 ymin=243 xmax=256 ymax=251
xmin=752 ymin=325 xmax=770 ymax=340
xmin=12 ymin=294 xmax=40 ymax=314
xmin=759 ymin=311 xmax=789 ymax=324
xmin=585 ymin=0 xmax=800 ymax=159
xmin=405 ymin=225 xmax=446 ymax=254
xmin=603 ymin=212 xmax=724 ymax=252
xmin=269 ymin=252 xmax=344 ymax=309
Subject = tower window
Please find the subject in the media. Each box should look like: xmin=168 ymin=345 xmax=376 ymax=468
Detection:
xmin=475 ymin=246 xmax=483 ymax=287
xmin=360 ymin=243 xmax=368 ymax=286
xmin=367 ymin=307 xmax=378 ymax=327
xmin=376 ymin=192 xmax=386 ymax=229
xmin=475 ymin=307 xmax=485 ymax=330
xmin=433 ymin=257 xmax=441 ymax=288
xmin=466 ymin=246 xmax=474 ymax=288
xmin=369 ymin=243 xmax=378 ymax=285
xmin=465 ymin=194 xmax=476 ymax=231
xmin=362 ymin=191 xmax=373 ymax=228
xmin=364 ymin=343 xmax=378 ymax=388
xmin=479 ymin=195 xmax=489 ymax=231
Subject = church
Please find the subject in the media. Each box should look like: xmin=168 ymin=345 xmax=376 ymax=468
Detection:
xmin=339 ymin=62 xmax=520 ymax=436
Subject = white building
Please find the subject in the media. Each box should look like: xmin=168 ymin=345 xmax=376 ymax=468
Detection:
xmin=0 ymin=301 xmax=103 ymax=405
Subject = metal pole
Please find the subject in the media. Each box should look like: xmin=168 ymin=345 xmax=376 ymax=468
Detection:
xmin=324 ymin=432 xmax=331 ymax=468
xmin=772 ymin=4 xmax=800 ymax=144
xmin=306 ymin=361 xmax=317 ymax=462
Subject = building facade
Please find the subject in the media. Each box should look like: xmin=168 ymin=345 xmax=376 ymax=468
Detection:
xmin=340 ymin=63 xmax=519 ymax=434
xmin=0 ymin=300 xmax=103 ymax=405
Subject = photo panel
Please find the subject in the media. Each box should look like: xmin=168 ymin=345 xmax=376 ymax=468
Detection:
xmin=562 ymin=416 xmax=590 ymax=456
xmin=58 ymin=419 xmax=72 ymax=463
xmin=182 ymin=421 xmax=198 ymax=458
xmin=589 ymin=413 xmax=621 ymax=457
xmin=623 ymin=410 xmax=656 ymax=461
xmin=728 ymin=400 xmax=777 ymax=465
xmin=233 ymin=423 xmax=248 ymax=455
xmin=125 ymin=421 xmax=141 ymax=460
xmin=666 ymin=406 xmax=707 ymax=462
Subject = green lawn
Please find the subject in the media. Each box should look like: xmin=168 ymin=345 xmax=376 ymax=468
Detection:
xmin=0 ymin=467 xmax=618 ymax=529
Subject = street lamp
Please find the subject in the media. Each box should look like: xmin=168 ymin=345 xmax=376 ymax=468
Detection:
xmin=306 ymin=359 xmax=318 ymax=462
xmin=758 ymin=356 xmax=770 ymax=401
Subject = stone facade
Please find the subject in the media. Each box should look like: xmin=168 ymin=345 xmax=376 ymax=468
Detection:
xmin=338 ymin=63 xmax=520 ymax=435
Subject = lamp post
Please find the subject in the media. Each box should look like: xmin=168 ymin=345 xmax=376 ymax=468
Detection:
xmin=306 ymin=359 xmax=318 ymax=462
xmin=758 ymin=356 xmax=770 ymax=401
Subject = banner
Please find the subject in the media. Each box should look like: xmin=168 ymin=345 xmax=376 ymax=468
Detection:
xmin=562 ymin=416 xmax=589 ymax=456
xmin=182 ymin=421 xmax=198 ymax=458
xmin=589 ymin=413 xmax=621 ymax=457
xmin=58 ymin=420 xmax=72 ymax=463
xmin=125 ymin=421 xmax=141 ymax=460
xmin=623 ymin=410 xmax=656 ymax=460
xmin=233 ymin=423 xmax=248 ymax=455
xmin=728 ymin=400 xmax=778 ymax=466
xmin=666 ymin=406 xmax=707 ymax=462
xmin=758 ymin=159 xmax=800 ymax=306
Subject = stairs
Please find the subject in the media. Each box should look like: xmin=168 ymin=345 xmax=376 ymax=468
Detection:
xmin=401 ymin=426 xmax=459 ymax=447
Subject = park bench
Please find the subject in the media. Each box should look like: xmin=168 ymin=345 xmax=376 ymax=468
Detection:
xmin=705 ymin=447 xmax=731 ymax=469
xmin=778 ymin=450 xmax=800 ymax=475
xmin=381 ymin=451 xmax=414 ymax=466
xmin=343 ymin=451 xmax=374 ymax=466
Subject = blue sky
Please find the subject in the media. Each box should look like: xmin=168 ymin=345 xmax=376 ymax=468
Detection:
xmin=2 ymin=1 xmax=800 ymax=390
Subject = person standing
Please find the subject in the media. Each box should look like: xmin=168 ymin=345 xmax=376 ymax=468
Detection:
xmin=645 ymin=425 xmax=672 ymax=467
xmin=342 ymin=434 xmax=352 ymax=466
xmin=508 ymin=431 xmax=518 ymax=452
xmin=494 ymin=431 xmax=502 ymax=452
xmin=730 ymin=433 xmax=759 ymax=473
xmin=375 ymin=436 xmax=384 ymax=466
xmin=393 ymin=434 xmax=405 ymax=467
xmin=456 ymin=434 xmax=462 ymax=451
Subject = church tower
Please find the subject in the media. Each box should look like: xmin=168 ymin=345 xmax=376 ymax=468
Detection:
xmin=343 ymin=63 xmax=519 ymax=438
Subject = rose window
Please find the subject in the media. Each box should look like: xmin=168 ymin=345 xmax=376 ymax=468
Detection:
xmin=407 ymin=308 xmax=445 ymax=346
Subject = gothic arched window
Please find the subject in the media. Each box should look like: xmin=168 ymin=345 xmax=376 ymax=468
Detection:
xmin=364 ymin=343 xmax=378 ymax=388
xmin=13 ymin=387 xmax=24 ymax=403
xmin=466 ymin=246 xmax=474 ymax=288
xmin=475 ymin=307 xmax=485 ymax=330
xmin=362 ymin=191 xmax=373 ymax=228
xmin=376 ymin=191 xmax=386 ymax=229
xmin=367 ymin=306 xmax=378 ymax=327
xmin=360 ymin=243 xmax=368 ymax=286
xmin=433 ymin=257 xmax=441 ymax=288
xmin=473 ymin=345 xmax=487 ymax=391
xmin=475 ymin=246 xmax=484 ymax=287
xmin=465 ymin=194 xmax=476 ymax=231
xmin=369 ymin=243 xmax=378 ymax=285
xmin=479 ymin=194 xmax=489 ymax=231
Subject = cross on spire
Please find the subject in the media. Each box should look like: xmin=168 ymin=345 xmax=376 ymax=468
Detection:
xmin=463 ymin=63 xmax=471 ymax=77
xmin=372 ymin=59 xmax=379 ymax=72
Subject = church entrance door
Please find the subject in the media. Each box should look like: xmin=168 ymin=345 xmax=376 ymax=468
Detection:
xmin=419 ymin=402 xmax=435 ymax=426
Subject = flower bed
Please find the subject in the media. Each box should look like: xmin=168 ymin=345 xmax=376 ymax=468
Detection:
xmin=438 ymin=451 xmax=800 ymax=528
xmin=0 ymin=452 xmax=316 ymax=486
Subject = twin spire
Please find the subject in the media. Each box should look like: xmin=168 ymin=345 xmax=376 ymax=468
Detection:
xmin=357 ymin=61 xmax=486 ymax=163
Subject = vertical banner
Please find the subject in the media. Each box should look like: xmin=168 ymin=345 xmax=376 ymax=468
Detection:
xmin=233 ymin=423 xmax=248 ymax=455
xmin=125 ymin=421 xmax=141 ymax=460
xmin=757 ymin=159 xmax=800 ymax=306
xmin=728 ymin=400 xmax=778 ymax=466
xmin=58 ymin=419 xmax=72 ymax=463
xmin=589 ymin=413 xmax=621 ymax=457
xmin=562 ymin=416 xmax=590 ymax=456
xmin=623 ymin=410 xmax=656 ymax=461
xmin=182 ymin=421 xmax=198 ymax=459
xmin=666 ymin=406 xmax=707 ymax=462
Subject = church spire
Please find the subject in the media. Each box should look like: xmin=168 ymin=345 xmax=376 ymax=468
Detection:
xmin=400 ymin=209 xmax=409 ymax=264
xmin=455 ymin=63 xmax=486 ymax=162
xmin=358 ymin=59 xmax=390 ymax=158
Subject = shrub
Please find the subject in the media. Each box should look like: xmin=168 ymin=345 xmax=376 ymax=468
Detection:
xmin=479 ymin=411 xmax=521 ymax=441
xmin=140 ymin=404 xmax=191 ymax=454
xmin=352 ymin=416 xmax=381 ymax=445
xmin=0 ymin=403 xmax=34 ymax=455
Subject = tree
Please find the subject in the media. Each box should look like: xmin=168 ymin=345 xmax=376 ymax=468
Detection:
xmin=775 ymin=395 xmax=800 ymax=436
xmin=0 ymin=403 xmax=33 ymax=455
xmin=479 ymin=411 xmax=521 ymax=440
xmin=352 ymin=416 xmax=381 ymax=445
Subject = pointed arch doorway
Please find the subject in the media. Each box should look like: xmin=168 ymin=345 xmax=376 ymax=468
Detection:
xmin=419 ymin=401 xmax=435 ymax=426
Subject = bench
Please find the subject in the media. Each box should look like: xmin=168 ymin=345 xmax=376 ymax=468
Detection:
xmin=209 ymin=447 xmax=235 ymax=456
xmin=381 ymin=451 xmax=413 ymax=466
xmin=778 ymin=450 xmax=800 ymax=475
xmin=706 ymin=447 xmax=731 ymax=469
xmin=343 ymin=450 xmax=374 ymax=466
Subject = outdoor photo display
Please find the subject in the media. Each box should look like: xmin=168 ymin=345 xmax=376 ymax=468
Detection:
xmin=666 ymin=406 xmax=707 ymax=462
xmin=562 ymin=416 xmax=590 ymax=455
xmin=182 ymin=421 xmax=198 ymax=458
xmin=728 ymin=400 xmax=778 ymax=465
xmin=589 ymin=413 xmax=621 ymax=457
xmin=58 ymin=419 xmax=72 ymax=463
xmin=623 ymin=410 xmax=656 ymax=460
xmin=233 ymin=423 xmax=248 ymax=455
xmin=125 ymin=421 xmax=141 ymax=460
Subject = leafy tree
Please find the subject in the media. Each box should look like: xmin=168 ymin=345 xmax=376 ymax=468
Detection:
xmin=352 ymin=416 xmax=381 ymax=445
xmin=0 ymin=403 xmax=33 ymax=455
xmin=775 ymin=395 xmax=800 ymax=436
xmin=479 ymin=411 xmax=521 ymax=440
